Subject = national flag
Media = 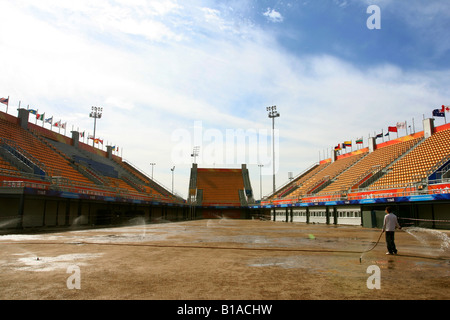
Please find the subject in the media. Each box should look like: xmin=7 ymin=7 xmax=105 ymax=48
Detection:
xmin=36 ymin=113 xmax=45 ymax=121
xmin=441 ymin=105 xmax=450 ymax=112
xmin=356 ymin=138 xmax=363 ymax=145
xmin=45 ymin=116 xmax=53 ymax=124
xmin=396 ymin=122 xmax=406 ymax=129
xmin=433 ymin=109 xmax=445 ymax=117
xmin=343 ymin=141 xmax=352 ymax=147
xmin=80 ymin=131 xmax=85 ymax=138
xmin=53 ymin=120 xmax=62 ymax=127
xmin=0 ymin=97 xmax=8 ymax=105
xmin=375 ymin=133 xmax=383 ymax=139
xmin=61 ymin=122 xmax=66 ymax=129
xmin=334 ymin=144 xmax=342 ymax=151
xmin=388 ymin=126 xmax=398 ymax=133
xmin=28 ymin=109 xmax=37 ymax=115
xmin=90 ymin=136 xmax=103 ymax=144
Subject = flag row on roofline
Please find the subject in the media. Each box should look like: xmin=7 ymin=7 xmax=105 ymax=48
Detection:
xmin=2 ymin=95 xmax=447 ymax=158
xmin=331 ymin=105 xmax=449 ymax=154
xmin=334 ymin=121 xmax=406 ymax=152
xmin=0 ymin=96 xmax=120 ymax=155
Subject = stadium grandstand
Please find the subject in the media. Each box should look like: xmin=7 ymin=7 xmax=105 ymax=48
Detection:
xmin=1 ymin=107 xmax=450 ymax=231
xmin=258 ymin=117 xmax=450 ymax=230
xmin=0 ymin=108 xmax=187 ymax=231
xmin=187 ymin=164 xmax=255 ymax=219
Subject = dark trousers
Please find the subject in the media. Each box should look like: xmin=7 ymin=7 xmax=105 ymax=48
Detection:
xmin=385 ymin=231 xmax=397 ymax=254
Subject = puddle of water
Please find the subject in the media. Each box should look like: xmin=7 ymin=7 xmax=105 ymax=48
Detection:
xmin=10 ymin=253 xmax=104 ymax=272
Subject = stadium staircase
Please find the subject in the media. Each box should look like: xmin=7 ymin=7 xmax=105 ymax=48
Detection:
xmin=241 ymin=164 xmax=255 ymax=204
xmin=293 ymin=151 xmax=367 ymax=199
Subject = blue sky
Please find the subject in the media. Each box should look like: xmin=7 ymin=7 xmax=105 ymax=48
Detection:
xmin=0 ymin=0 xmax=449 ymax=199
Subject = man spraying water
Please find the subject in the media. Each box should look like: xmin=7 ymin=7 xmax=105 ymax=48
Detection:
xmin=382 ymin=206 xmax=402 ymax=255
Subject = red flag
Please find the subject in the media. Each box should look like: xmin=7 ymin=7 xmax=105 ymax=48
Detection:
xmin=441 ymin=105 xmax=450 ymax=112
xmin=388 ymin=126 xmax=398 ymax=133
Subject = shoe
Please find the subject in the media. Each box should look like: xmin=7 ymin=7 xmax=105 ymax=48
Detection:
xmin=386 ymin=252 xmax=393 ymax=255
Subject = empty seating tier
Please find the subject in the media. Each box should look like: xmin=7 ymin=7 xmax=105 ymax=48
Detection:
xmin=196 ymin=168 xmax=244 ymax=205
xmin=370 ymin=129 xmax=450 ymax=190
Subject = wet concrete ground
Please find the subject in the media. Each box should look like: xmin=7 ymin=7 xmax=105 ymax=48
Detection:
xmin=0 ymin=219 xmax=448 ymax=300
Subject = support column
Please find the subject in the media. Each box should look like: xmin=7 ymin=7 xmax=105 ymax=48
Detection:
xmin=17 ymin=108 xmax=29 ymax=129
xmin=423 ymin=118 xmax=435 ymax=139
xmin=71 ymin=131 xmax=80 ymax=148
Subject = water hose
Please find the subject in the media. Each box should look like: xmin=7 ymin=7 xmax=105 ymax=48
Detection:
xmin=359 ymin=229 xmax=384 ymax=263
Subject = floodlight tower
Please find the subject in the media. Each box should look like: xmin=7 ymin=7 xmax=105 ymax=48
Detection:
xmin=89 ymin=106 xmax=103 ymax=147
xmin=267 ymin=105 xmax=280 ymax=195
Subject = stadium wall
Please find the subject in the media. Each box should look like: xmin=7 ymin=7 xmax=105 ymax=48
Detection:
xmin=0 ymin=192 xmax=190 ymax=232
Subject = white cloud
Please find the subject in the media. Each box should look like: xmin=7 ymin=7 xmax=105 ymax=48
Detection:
xmin=263 ymin=8 xmax=284 ymax=23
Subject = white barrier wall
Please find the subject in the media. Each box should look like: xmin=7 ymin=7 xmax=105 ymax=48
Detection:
xmin=270 ymin=206 xmax=361 ymax=225
xmin=292 ymin=208 xmax=307 ymax=223
xmin=271 ymin=208 xmax=288 ymax=221
xmin=336 ymin=207 xmax=361 ymax=225
xmin=309 ymin=208 xmax=327 ymax=224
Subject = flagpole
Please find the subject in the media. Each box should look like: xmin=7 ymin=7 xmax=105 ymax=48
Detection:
xmin=6 ymin=96 xmax=9 ymax=113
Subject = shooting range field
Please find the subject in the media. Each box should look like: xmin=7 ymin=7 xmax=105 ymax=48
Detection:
xmin=0 ymin=219 xmax=449 ymax=300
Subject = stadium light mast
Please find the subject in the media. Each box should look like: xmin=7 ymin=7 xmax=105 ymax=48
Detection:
xmin=89 ymin=106 xmax=103 ymax=147
xmin=267 ymin=105 xmax=280 ymax=195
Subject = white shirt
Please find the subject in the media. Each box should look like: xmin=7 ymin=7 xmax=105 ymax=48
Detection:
xmin=383 ymin=213 xmax=400 ymax=232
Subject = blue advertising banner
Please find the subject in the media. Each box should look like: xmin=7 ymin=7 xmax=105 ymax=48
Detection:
xmin=259 ymin=193 xmax=450 ymax=208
